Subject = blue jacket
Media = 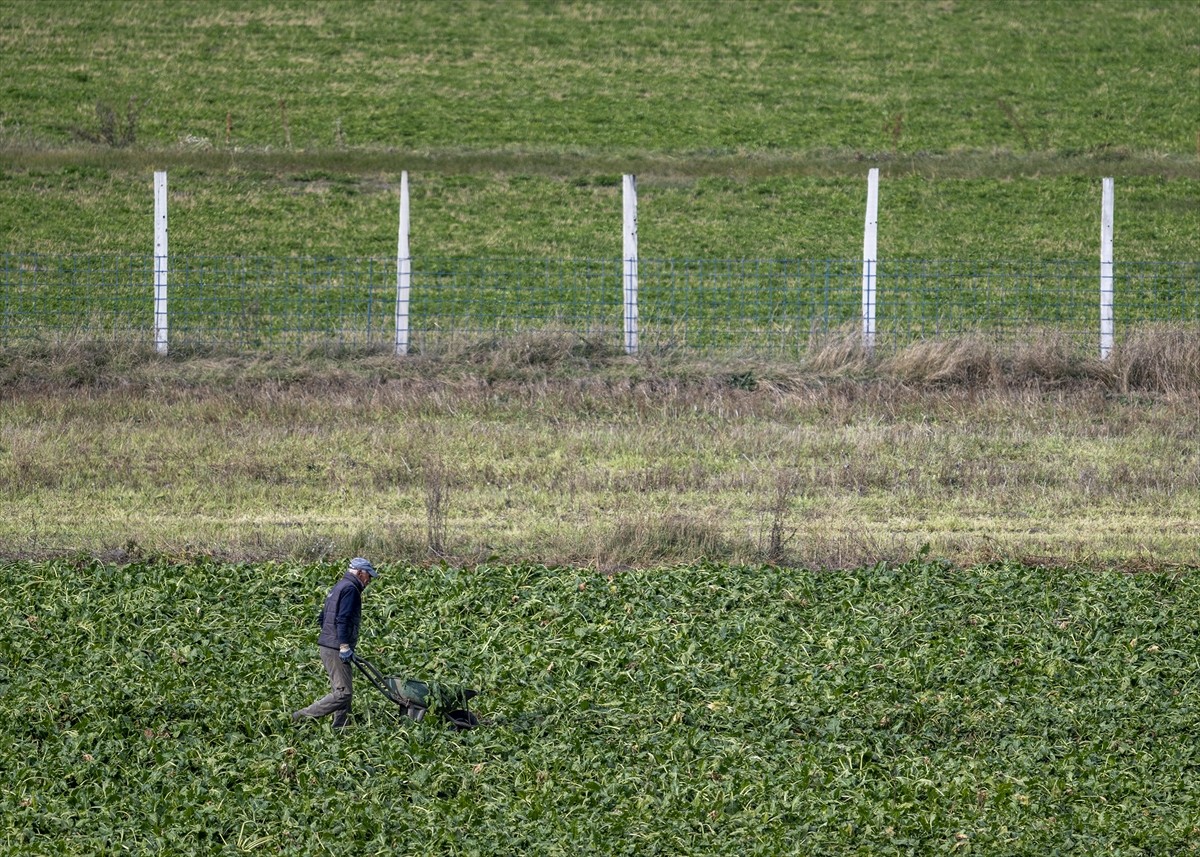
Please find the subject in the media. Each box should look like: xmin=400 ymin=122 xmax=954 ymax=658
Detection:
xmin=317 ymin=572 xmax=365 ymax=650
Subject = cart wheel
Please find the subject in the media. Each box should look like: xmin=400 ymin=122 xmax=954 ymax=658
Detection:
xmin=445 ymin=709 xmax=478 ymax=731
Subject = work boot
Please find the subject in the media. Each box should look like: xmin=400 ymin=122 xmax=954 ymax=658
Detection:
xmin=331 ymin=712 xmax=350 ymax=729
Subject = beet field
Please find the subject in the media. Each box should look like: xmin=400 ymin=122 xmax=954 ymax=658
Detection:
xmin=4 ymin=558 xmax=1198 ymax=855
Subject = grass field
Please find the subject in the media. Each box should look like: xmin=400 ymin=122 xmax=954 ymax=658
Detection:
xmin=2 ymin=1 xmax=1196 ymax=352
xmin=1 ymin=167 xmax=1198 ymax=260
xmin=2 ymin=342 xmax=1198 ymax=569
xmin=2 ymin=0 xmax=1198 ymax=155
xmin=4 ymin=558 xmax=1199 ymax=855
xmin=1 ymin=0 xmax=1197 ymax=263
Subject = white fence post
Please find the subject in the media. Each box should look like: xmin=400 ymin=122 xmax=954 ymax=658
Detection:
xmin=154 ymin=170 xmax=168 ymax=355
xmin=395 ymin=170 xmax=411 ymax=356
xmin=1100 ymin=177 xmax=1115 ymax=360
xmin=861 ymin=168 xmax=879 ymax=352
xmin=622 ymin=174 xmax=639 ymax=356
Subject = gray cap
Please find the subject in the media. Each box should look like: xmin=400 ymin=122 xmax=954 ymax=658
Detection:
xmin=349 ymin=557 xmax=378 ymax=578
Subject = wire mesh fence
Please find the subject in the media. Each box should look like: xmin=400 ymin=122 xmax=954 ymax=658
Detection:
xmin=1 ymin=254 xmax=154 ymax=344
xmin=637 ymin=258 xmax=861 ymax=357
xmin=1 ymin=252 xmax=1197 ymax=356
xmin=170 ymin=255 xmax=395 ymax=351
xmin=411 ymin=257 xmax=622 ymax=352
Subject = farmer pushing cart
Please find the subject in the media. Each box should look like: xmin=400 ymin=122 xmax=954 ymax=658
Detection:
xmin=292 ymin=557 xmax=378 ymax=729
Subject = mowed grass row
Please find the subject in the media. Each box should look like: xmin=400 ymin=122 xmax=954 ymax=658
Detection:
xmin=1 ymin=0 xmax=1197 ymax=155
xmin=3 ymin=559 xmax=1198 ymax=855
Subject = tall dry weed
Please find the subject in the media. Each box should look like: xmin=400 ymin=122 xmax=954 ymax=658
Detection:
xmin=881 ymin=337 xmax=1002 ymax=387
xmin=592 ymin=513 xmax=730 ymax=571
xmin=423 ymin=459 xmax=452 ymax=557
xmin=1110 ymin=325 xmax=1200 ymax=396
xmin=759 ymin=470 xmax=801 ymax=564
xmin=803 ymin=330 xmax=872 ymax=375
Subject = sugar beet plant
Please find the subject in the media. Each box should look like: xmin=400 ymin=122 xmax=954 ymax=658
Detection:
xmin=2 ymin=558 xmax=1198 ymax=855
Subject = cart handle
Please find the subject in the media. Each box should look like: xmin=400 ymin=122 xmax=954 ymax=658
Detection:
xmin=349 ymin=653 xmax=406 ymax=706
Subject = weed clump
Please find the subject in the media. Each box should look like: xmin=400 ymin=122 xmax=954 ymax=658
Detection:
xmin=1110 ymin=325 xmax=1200 ymax=395
xmin=72 ymin=98 xmax=139 ymax=148
xmin=881 ymin=337 xmax=1002 ymax=387
xmin=594 ymin=514 xmax=731 ymax=571
xmin=448 ymin=327 xmax=624 ymax=381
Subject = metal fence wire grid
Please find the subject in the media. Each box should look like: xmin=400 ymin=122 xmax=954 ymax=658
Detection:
xmin=2 ymin=253 xmax=1196 ymax=357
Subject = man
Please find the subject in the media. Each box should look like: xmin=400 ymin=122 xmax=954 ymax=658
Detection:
xmin=292 ymin=557 xmax=378 ymax=728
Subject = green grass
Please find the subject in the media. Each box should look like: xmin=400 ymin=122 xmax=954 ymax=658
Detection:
xmin=2 ymin=0 xmax=1197 ymax=156
xmin=1 ymin=166 xmax=1196 ymax=260
xmin=1 ymin=0 xmax=1197 ymax=265
xmin=2 ymin=1 xmax=1197 ymax=351
xmin=3 ymin=558 xmax=1198 ymax=855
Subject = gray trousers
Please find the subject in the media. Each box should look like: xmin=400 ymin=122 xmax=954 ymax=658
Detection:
xmin=296 ymin=646 xmax=353 ymax=727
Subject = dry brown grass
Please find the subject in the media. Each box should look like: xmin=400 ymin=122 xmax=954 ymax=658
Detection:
xmin=431 ymin=326 xmax=628 ymax=380
xmin=2 ymin=326 xmax=1197 ymax=398
xmin=881 ymin=337 xmax=1004 ymax=387
xmin=1109 ymin=325 xmax=1200 ymax=396
xmin=1 ymin=330 xmax=1196 ymax=569
xmin=801 ymin=330 xmax=874 ymax=377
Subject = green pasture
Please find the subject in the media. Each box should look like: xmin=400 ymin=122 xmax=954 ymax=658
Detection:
xmin=1 ymin=0 xmax=1197 ymax=350
xmin=1 ymin=0 xmax=1196 ymax=265
xmin=3 ymin=558 xmax=1198 ymax=855
xmin=1 ymin=0 xmax=1197 ymax=155
xmin=2 ymin=167 xmax=1197 ymax=260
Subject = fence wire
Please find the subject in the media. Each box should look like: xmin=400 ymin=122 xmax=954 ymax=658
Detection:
xmin=1 ymin=253 xmax=1196 ymax=356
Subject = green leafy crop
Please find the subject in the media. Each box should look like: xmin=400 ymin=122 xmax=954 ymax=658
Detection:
xmin=2 ymin=558 xmax=1198 ymax=854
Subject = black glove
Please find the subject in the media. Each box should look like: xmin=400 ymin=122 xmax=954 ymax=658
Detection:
xmin=339 ymin=647 xmax=354 ymax=662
